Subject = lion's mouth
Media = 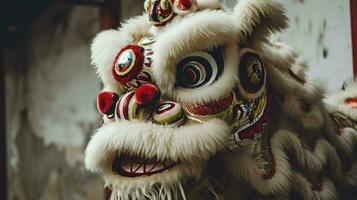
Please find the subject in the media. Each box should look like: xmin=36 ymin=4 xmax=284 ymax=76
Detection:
xmin=112 ymin=155 xmax=176 ymax=177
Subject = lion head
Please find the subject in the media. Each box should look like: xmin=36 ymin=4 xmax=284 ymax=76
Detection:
xmin=84 ymin=0 xmax=296 ymax=199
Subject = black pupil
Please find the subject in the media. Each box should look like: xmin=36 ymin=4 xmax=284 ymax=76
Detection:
xmin=239 ymin=53 xmax=265 ymax=93
xmin=176 ymin=57 xmax=212 ymax=88
xmin=175 ymin=46 xmax=224 ymax=89
xmin=183 ymin=66 xmax=199 ymax=84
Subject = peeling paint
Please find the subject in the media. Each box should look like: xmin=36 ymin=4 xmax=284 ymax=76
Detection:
xmin=26 ymin=5 xmax=101 ymax=167
xmin=40 ymin=171 xmax=61 ymax=200
xmin=226 ymin=0 xmax=353 ymax=92
xmin=276 ymin=0 xmax=353 ymax=92
xmin=5 ymin=46 xmax=26 ymax=173
xmin=6 ymin=4 xmax=104 ymax=200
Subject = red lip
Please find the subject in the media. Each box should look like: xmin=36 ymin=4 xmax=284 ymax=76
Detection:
xmin=112 ymin=156 xmax=176 ymax=178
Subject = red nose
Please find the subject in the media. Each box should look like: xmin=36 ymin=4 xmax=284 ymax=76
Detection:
xmin=135 ymin=83 xmax=160 ymax=107
xmin=97 ymin=91 xmax=119 ymax=115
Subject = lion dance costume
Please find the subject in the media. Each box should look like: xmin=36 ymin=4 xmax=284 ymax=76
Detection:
xmin=84 ymin=0 xmax=357 ymax=199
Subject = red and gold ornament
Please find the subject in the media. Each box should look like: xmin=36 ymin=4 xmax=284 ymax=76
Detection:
xmin=112 ymin=45 xmax=144 ymax=84
xmin=177 ymin=0 xmax=192 ymax=10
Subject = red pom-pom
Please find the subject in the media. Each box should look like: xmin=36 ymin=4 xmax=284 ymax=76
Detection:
xmin=97 ymin=91 xmax=119 ymax=115
xmin=345 ymin=97 xmax=357 ymax=109
xmin=135 ymin=84 xmax=160 ymax=106
xmin=178 ymin=0 xmax=192 ymax=10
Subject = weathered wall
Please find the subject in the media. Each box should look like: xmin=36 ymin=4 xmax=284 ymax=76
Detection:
xmin=6 ymin=1 xmax=148 ymax=199
xmin=226 ymin=0 xmax=353 ymax=92
xmin=6 ymin=4 xmax=103 ymax=200
xmin=279 ymin=0 xmax=353 ymax=92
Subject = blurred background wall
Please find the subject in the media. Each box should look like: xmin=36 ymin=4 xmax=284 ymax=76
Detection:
xmin=227 ymin=0 xmax=354 ymax=92
xmin=3 ymin=1 xmax=143 ymax=199
xmin=4 ymin=3 xmax=103 ymax=200
xmin=279 ymin=0 xmax=353 ymax=92
xmin=1 ymin=0 xmax=355 ymax=199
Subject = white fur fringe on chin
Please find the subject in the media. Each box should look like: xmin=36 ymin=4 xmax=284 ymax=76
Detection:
xmin=110 ymin=182 xmax=187 ymax=200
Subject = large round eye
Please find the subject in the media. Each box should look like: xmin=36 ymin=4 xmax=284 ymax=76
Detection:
xmin=176 ymin=51 xmax=222 ymax=89
xmin=237 ymin=50 xmax=266 ymax=99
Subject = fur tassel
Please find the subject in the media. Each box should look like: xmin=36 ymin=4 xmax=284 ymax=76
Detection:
xmin=233 ymin=0 xmax=288 ymax=48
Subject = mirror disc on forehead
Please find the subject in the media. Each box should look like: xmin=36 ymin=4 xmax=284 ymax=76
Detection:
xmin=112 ymin=45 xmax=144 ymax=84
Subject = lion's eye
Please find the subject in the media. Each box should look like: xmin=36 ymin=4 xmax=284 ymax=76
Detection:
xmin=176 ymin=47 xmax=224 ymax=89
xmin=237 ymin=50 xmax=266 ymax=99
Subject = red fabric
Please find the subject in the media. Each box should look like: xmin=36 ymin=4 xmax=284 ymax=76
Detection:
xmin=104 ymin=187 xmax=112 ymax=200
xmin=178 ymin=0 xmax=192 ymax=10
xmin=345 ymin=97 xmax=357 ymax=109
xmin=97 ymin=91 xmax=119 ymax=115
xmin=183 ymin=94 xmax=233 ymax=115
xmin=135 ymin=83 xmax=160 ymax=106
xmin=351 ymin=0 xmax=357 ymax=77
xmin=112 ymin=45 xmax=144 ymax=84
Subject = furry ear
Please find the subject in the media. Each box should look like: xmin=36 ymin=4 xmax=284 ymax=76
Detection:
xmin=232 ymin=0 xmax=288 ymax=48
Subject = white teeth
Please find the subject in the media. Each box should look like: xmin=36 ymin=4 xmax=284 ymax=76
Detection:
xmin=119 ymin=156 xmax=175 ymax=175
xmin=152 ymin=162 xmax=164 ymax=172
xmin=146 ymin=162 xmax=157 ymax=172
xmin=122 ymin=161 xmax=132 ymax=172
xmin=139 ymin=165 xmax=146 ymax=173
xmin=132 ymin=162 xmax=142 ymax=173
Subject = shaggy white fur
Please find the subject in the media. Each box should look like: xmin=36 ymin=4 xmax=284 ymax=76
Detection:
xmin=109 ymin=182 xmax=186 ymax=200
xmin=224 ymin=129 xmax=293 ymax=196
xmin=233 ymin=0 xmax=288 ymax=48
xmin=325 ymin=79 xmax=357 ymax=121
xmin=224 ymin=126 xmax=349 ymax=198
xmin=85 ymin=119 xmax=230 ymax=172
xmin=217 ymin=20 xmax=357 ymax=197
xmin=260 ymin=43 xmax=296 ymax=72
xmin=85 ymin=119 xmax=230 ymax=198
xmin=291 ymin=172 xmax=338 ymax=200
xmin=260 ymin=41 xmax=308 ymax=83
